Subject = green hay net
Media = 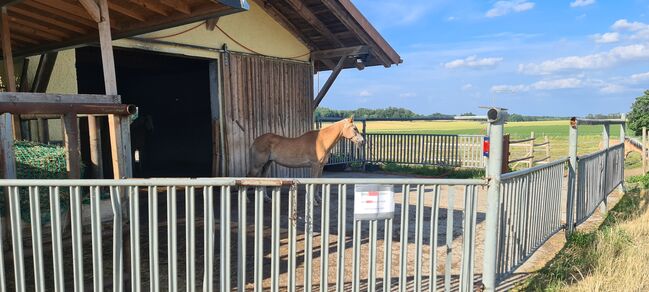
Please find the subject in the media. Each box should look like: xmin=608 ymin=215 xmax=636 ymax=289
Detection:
xmin=0 ymin=141 xmax=86 ymax=223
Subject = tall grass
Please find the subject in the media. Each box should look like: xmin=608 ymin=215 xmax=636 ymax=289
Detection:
xmin=522 ymin=176 xmax=649 ymax=291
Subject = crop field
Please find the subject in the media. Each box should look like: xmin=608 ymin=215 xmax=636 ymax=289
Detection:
xmin=323 ymin=120 xmax=624 ymax=163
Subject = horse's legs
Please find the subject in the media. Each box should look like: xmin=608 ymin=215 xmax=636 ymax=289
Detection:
xmin=311 ymin=164 xmax=324 ymax=205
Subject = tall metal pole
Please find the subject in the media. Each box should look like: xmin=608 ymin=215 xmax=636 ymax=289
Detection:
xmin=601 ymin=124 xmax=610 ymax=214
xmin=482 ymin=108 xmax=506 ymax=292
xmin=643 ymin=127 xmax=647 ymax=173
xmin=566 ymin=118 xmax=578 ymax=238
xmin=619 ymin=114 xmax=626 ymax=193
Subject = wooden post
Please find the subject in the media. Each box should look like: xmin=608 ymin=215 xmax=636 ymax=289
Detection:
xmin=544 ymin=136 xmax=550 ymax=161
xmin=503 ymin=134 xmax=511 ymax=173
xmin=96 ymin=0 xmax=132 ymax=179
xmin=88 ymin=117 xmax=103 ymax=178
xmin=62 ymin=114 xmax=81 ymax=178
xmin=209 ymin=61 xmax=220 ymax=176
xmin=0 ymin=7 xmax=20 ymax=141
xmin=643 ymin=127 xmax=647 ymax=173
xmin=528 ymin=131 xmax=535 ymax=168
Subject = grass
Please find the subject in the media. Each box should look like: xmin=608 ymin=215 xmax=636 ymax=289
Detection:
xmin=520 ymin=175 xmax=649 ymax=291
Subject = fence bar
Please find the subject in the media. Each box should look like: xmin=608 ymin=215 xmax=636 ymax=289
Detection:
xmin=254 ymin=187 xmax=264 ymax=292
xmin=287 ymin=186 xmax=297 ymax=292
xmin=186 ymin=186 xmax=196 ymax=292
xmin=90 ymin=186 xmax=103 ymax=292
xmin=204 ymin=186 xmax=215 ymax=291
xmin=8 ymin=186 xmax=24 ymax=292
xmin=148 ymin=186 xmax=159 ymax=292
xmin=130 ymin=186 xmax=141 ymax=292
xmin=320 ymin=184 xmax=331 ymax=292
xmin=460 ymin=185 xmax=477 ymax=291
xmin=168 ymin=186 xmax=178 ymax=292
xmin=50 ymin=186 xmax=64 ymax=292
xmin=444 ymin=186 xmax=456 ymax=291
xmin=601 ymin=124 xmax=610 ymax=214
xmin=398 ymin=184 xmax=410 ymax=292
xmin=384 ymin=215 xmax=393 ymax=291
xmin=482 ymin=108 xmax=506 ymax=292
xmin=351 ymin=219 xmax=361 ymax=292
xmin=368 ymin=220 xmax=378 ymax=292
xmin=414 ymin=185 xmax=424 ymax=291
xmin=28 ymin=186 xmax=45 ymax=291
xmin=271 ymin=187 xmax=280 ymax=292
xmin=237 ymin=188 xmax=247 ymax=292
xmin=220 ymin=186 xmax=231 ymax=292
xmin=429 ymin=185 xmax=440 ymax=292
xmin=305 ymin=184 xmax=315 ymax=290
xmin=336 ymin=184 xmax=347 ymax=292
xmin=109 ymin=186 xmax=123 ymax=292
xmin=71 ymin=185 xmax=84 ymax=292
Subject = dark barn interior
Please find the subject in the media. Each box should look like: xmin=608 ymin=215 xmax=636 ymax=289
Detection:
xmin=76 ymin=47 xmax=214 ymax=178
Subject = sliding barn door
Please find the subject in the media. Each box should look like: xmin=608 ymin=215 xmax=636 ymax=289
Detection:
xmin=220 ymin=52 xmax=313 ymax=177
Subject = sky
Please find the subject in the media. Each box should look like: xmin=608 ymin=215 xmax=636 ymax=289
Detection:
xmin=318 ymin=0 xmax=649 ymax=116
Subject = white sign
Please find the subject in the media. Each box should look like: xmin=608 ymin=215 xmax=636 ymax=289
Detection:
xmin=354 ymin=184 xmax=395 ymax=220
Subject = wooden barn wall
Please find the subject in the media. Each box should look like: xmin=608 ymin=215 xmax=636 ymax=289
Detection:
xmin=220 ymin=52 xmax=313 ymax=177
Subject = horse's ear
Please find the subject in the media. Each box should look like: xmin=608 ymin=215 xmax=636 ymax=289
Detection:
xmin=348 ymin=114 xmax=354 ymax=122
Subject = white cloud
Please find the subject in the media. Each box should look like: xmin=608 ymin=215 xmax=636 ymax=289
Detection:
xmin=570 ymin=0 xmax=595 ymax=8
xmin=444 ymin=55 xmax=503 ymax=69
xmin=592 ymin=32 xmax=619 ymax=43
xmin=519 ymin=43 xmax=649 ymax=74
xmin=462 ymin=84 xmax=473 ymax=91
xmin=486 ymin=1 xmax=535 ymax=18
xmin=491 ymin=78 xmax=583 ymax=92
xmin=599 ymin=83 xmax=626 ymax=94
xmin=399 ymin=92 xmax=417 ymax=98
xmin=612 ymin=19 xmax=648 ymax=31
xmin=359 ymin=90 xmax=372 ymax=97
xmin=631 ymin=71 xmax=649 ymax=82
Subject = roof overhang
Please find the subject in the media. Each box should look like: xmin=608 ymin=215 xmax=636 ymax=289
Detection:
xmin=254 ymin=0 xmax=402 ymax=71
xmin=1 ymin=0 xmax=249 ymax=58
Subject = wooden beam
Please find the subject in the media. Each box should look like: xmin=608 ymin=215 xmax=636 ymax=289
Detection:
xmin=321 ymin=0 xmax=400 ymax=67
xmin=9 ymin=6 xmax=88 ymax=34
xmin=313 ymin=56 xmax=346 ymax=109
xmin=31 ymin=52 xmax=58 ymax=93
xmin=205 ymin=17 xmax=219 ymax=31
xmin=253 ymin=0 xmax=316 ymax=51
xmin=18 ymin=58 xmax=28 ymax=92
xmin=11 ymin=24 xmax=64 ymax=42
xmin=108 ymin=1 xmax=147 ymax=22
xmin=311 ymin=45 xmax=368 ymax=60
xmin=78 ymin=0 xmax=101 ymax=22
xmin=284 ymin=0 xmax=344 ymax=47
xmin=25 ymin=1 xmax=98 ymax=29
xmin=127 ymin=0 xmax=169 ymax=16
xmin=161 ymin=0 xmax=192 ymax=14
xmin=97 ymin=0 xmax=132 ymax=179
xmin=0 ymin=92 xmax=120 ymax=104
xmin=9 ymin=15 xmax=71 ymax=39
xmin=62 ymin=113 xmax=81 ymax=178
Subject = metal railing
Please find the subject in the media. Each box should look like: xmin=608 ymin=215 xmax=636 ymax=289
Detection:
xmin=0 ymin=177 xmax=486 ymax=292
xmin=326 ymin=133 xmax=485 ymax=169
xmin=496 ymin=158 xmax=567 ymax=280
xmin=574 ymin=143 xmax=624 ymax=225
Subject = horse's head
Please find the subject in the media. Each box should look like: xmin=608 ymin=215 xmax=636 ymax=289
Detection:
xmin=341 ymin=116 xmax=365 ymax=146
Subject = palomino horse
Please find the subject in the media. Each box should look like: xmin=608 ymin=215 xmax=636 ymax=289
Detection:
xmin=247 ymin=116 xmax=365 ymax=178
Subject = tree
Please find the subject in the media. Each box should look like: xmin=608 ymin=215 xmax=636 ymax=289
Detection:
xmin=627 ymin=90 xmax=649 ymax=135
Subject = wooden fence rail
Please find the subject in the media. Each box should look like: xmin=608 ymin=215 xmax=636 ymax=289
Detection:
xmin=508 ymin=132 xmax=551 ymax=169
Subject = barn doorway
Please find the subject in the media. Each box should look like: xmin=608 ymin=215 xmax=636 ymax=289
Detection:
xmin=76 ymin=47 xmax=215 ymax=178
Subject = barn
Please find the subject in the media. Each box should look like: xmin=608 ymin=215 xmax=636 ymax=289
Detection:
xmin=0 ymin=0 xmax=401 ymax=180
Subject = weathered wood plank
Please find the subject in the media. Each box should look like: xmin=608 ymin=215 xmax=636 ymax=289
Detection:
xmin=62 ymin=114 xmax=81 ymax=178
xmin=0 ymin=92 xmax=120 ymax=104
xmin=1 ymin=7 xmax=20 ymax=140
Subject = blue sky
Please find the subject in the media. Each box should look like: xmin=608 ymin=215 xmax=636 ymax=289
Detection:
xmin=318 ymin=0 xmax=649 ymax=116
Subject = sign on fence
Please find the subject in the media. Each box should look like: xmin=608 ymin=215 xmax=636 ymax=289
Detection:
xmin=354 ymin=184 xmax=395 ymax=220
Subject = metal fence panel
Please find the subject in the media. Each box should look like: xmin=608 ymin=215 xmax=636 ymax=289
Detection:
xmin=575 ymin=143 xmax=624 ymax=225
xmin=496 ymin=158 xmax=567 ymax=280
xmin=0 ymin=177 xmax=485 ymax=292
xmin=325 ymin=133 xmax=485 ymax=169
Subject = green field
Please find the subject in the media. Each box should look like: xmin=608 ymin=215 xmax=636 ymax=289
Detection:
xmin=324 ymin=120 xmax=626 ymax=164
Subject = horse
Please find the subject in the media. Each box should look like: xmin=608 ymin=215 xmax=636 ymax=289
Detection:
xmin=247 ymin=116 xmax=365 ymax=179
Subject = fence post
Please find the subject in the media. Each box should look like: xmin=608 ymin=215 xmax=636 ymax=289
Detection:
xmin=544 ymin=136 xmax=550 ymax=161
xmin=566 ymin=118 xmax=578 ymax=239
xmin=362 ymin=119 xmax=367 ymax=170
xmin=601 ymin=124 xmax=610 ymax=214
xmin=482 ymin=108 xmax=506 ymax=292
xmin=620 ymin=114 xmax=626 ymax=193
xmin=528 ymin=131 xmax=535 ymax=168
xmin=643 ymin=126 xmax=647 ymax=173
